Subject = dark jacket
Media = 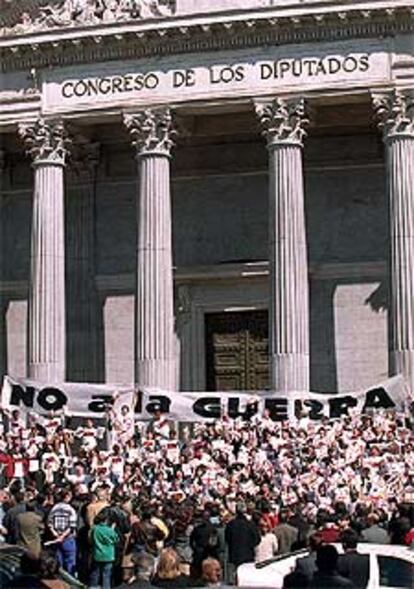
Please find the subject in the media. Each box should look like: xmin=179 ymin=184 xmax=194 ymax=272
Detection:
xmin=274 ymin=523 xmax=298 ymax=554
xmin=151 ymin=574 xmax=189 ymax=587
xmin=225 ymin=514 xmax=260 ymax=566
xmin=191 ymin=521 xmax=225 ymax=567
xmin=337 ymin=551 xmax=370 ymax=589
xmin=293 ymin=552 xmax=317 ymax=580
xmin=4 ymin=502 xmax=26 ymax=544
xmin=309 ymin=571 xmax=356 ymax=588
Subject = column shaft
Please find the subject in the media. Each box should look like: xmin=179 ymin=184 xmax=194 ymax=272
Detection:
xmin=388 ymin=137 xmax=414 ymax=391
xmin=124 ymin=108 xmax=176 ymax=390
xmin=256 ymin=98 xmax=310 ymax=392
xmin=136 ymin=154 xmax=175 ymax=388
xmin=269 ymin=144 xmax=309 ymax=391
xmin=374 ymin=90 xmax=414 ymax=394
xmin=19 ymin=119 xmax=69 ymax=382
xmin=30 ymin=163 xmax=66 ymax=381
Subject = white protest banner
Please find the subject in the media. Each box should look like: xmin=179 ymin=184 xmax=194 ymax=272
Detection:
xmin=0 ymin=376 xmax=134 ymax=418
xmin=1 ymin=374 xmax=411 ymax=423
xmin=139 ymin=375 xmax=411 ymax=422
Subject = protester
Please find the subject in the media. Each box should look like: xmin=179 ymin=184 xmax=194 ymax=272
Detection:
xmin=89 ymin=509 xmax=119 ymax=589
xmin=291 ymin=533 xmax=322 ymax=582
xmin=225 ymin=501 xmax=260 ymax=581
xmin=255 ymin=517 xmax=278 ymax=562
xmin=309 ymin=544 xmax=356 ymax=588
xmin=38 ymin=552 xmax=71 ymax=589
xmin=274 ymin=509 xmax=298 ymax=554
xmin=0 ymin=404 xmax=412 ymax=587
xmin=337 ymin=529 xmax=370 ymax=589
xmin=47 ymin=489 xmax=77 ymax=576
xmin=126 ymin=551 xmax=155 ymax=588
xmin=16 ymin=500 xmax=44 ymax=557
xmin=4 ymin=489 xmax=26 ymax=544
xmin=361 ymin=512 xmax=390 ymax=544
xmin=151 ymin=547 xmax=189 ymax=587
xmin=200 ymin=557 xmax=223 ymax=587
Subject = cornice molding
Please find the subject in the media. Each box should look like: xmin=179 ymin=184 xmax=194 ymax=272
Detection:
xmin=1 ymin=5 xmax=413 ymax=72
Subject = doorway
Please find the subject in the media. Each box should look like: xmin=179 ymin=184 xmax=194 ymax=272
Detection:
xmin=205 ymin=310 xmax=269 ymax=391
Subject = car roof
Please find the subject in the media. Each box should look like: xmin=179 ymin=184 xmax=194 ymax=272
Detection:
xmin=249 ymin=544 xmax=414 ymax=570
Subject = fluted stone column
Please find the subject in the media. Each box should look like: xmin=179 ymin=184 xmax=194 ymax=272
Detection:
xmin=19 ymin=119 xmax=69 ymax=382
xmin=0 ymin=151 xmax=7 ymax=381
xmin=256 ymin=98 xmax=309 ymax=392
xmin=66 ymin=140 xmax=100 ymax=381
xmin=374 ymin=89 xmax=414 ymax=394
xmin=124 ymin=108 xmax=176 ymax=390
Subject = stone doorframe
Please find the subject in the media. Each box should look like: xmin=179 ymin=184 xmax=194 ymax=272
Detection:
xmin=175 ymin=262 xmax=269 ymax=391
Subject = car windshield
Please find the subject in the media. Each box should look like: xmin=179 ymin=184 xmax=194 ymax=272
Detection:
xmin=378 ymin=556 xmax=414 ymax=588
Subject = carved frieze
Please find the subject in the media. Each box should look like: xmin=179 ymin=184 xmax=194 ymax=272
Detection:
xmin=4 ymin=0 xmax=175 ymax=35
xmin=18 ymin=118 xmax=71 ymax=165
xmin=373 ymin=89 xmax=414 ymax=141
xmin=255 ymin=97 xmax=308 ymax=148
xmin=124 ymin=108 xmax=175 ymax=157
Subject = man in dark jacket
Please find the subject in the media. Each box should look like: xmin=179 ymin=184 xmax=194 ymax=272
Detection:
xmin=191 ymin=509 xmax=222 ymax=577
xmin=292 ymin=533 xmax=323 ymax=581
xmin=310 ymin=545 xmax=355 ymax=588
xmin=4 ymin=490 xmax=26 ymax=545
xmin=275 ymin=509 xmax=298 ymax=554
xmin=225 ymin=502 xmax=260 ymax=582
xmin=337 ymin=529 xmax=370 ymax=589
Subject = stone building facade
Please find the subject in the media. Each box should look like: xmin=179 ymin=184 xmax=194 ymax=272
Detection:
xmin=0 ymin=0 xmax=413 ymax=393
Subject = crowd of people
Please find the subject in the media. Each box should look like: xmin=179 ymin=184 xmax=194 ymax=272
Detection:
xmin=0 ymin=402 xmax=413 ymax=588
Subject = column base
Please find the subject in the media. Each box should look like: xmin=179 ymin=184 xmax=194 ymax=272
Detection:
xmin=136 ymin=358 xmax=177 ymax=391
xmin=271 ymin=352 xmax=309 ymax=392
xmin=390 ymin=349 xmax=414 ymax=394
xmin=29 ymin=362 xmax=65 ymax=383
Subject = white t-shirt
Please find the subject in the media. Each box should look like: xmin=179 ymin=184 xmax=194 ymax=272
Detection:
xmin=255 ymin=533 xmax=278 ymax=562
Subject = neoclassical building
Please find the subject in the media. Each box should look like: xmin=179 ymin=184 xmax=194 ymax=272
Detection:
xmin=0 ymin=0 xmax=413 ymax=394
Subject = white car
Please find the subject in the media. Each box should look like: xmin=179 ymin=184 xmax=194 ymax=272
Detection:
xmin=237 ymin=544 xmax=414 ymax=588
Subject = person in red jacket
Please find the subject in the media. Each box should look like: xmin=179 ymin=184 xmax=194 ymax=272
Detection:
xmin=0 ymin=447 xmax=29 ymax=485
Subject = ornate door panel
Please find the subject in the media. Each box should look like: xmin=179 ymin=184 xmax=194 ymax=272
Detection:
xmin=205 ymin=311 xmax=269 ymax=391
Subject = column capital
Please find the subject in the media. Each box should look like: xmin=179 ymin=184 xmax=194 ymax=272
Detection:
xmin=18 ymin=118 xmax=70 ymax=166
xmin=255 ymin=97 xmax=308 ymax=149
xmin=124 ymin=107 xmax=175 ymax=158
xmin=373 ymin=89 xmax=414 ymax=142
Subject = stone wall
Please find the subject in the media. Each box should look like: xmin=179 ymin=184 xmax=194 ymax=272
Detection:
xmin=0 ymin=132 xmax=389 ymax=390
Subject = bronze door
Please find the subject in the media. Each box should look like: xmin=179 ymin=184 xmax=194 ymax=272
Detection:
xmin=205 ymin=310 xmax=269 ymax=391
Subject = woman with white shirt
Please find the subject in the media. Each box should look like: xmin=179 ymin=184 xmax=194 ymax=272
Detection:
xmin=255 ymin=518 xmax=278 ymax=563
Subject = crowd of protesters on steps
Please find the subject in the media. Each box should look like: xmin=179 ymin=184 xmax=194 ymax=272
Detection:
xmin=0 ymin=399 xmax=413 ymax=588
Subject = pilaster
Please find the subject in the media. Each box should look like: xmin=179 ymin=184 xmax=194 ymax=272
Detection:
xmin=124 ymin=108 xmax=177 ymax=390
xmin=256 ymin=97 xmax=310 ymax=392
xmin=373 ymin=89 xmax=414 ymax=394
xmin=18 ymin=118 xmax=70 ymax=382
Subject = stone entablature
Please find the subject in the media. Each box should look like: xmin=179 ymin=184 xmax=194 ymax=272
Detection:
xmin=1 ymin=1 xmax=408 ymax=34
xmin=1 ymin=2 xmax=413 ymax=72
